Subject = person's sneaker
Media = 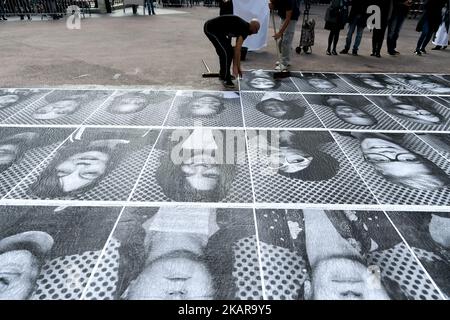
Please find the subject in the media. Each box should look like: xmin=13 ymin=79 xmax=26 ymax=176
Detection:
xmin=414 ymin=50 xmax=422 ymax=56
xmin=275 ymin=63 xmax=289 ymax=72
xmin=420 ymin=48 xmax=427 ymax=54
xmin=388 ymin=50 xmax=400 ymax=55
xmin=340 ymin=49 xmax=349 ymax=54
xmin=223 ymin=80 xmax=235 ymax=89
xmin=332 ymin=50 xmax=338 ymax=55
xmin=326 ymin=50 xmax=332 ymax=56
xmin=352 ymin=49 xmax=358 ymax=56
xmin=432 ymin=46 xmax=442 ymax=50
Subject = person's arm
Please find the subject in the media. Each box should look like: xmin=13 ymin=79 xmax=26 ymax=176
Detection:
xmin=274 ymin=10 xmax=293 ymax=40
xmin=233 ymin=35 xmax=244 ymax=77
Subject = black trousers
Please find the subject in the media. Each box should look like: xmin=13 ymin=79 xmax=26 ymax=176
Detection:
xmin=372 ymin=23 xmax=388 ymax=54
xmin=204 ymin=23 xmax=234 ymax=81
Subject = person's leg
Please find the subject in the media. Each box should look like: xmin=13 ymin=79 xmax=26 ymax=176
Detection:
xmin=416 ymin=19 xmax=430 ymax=52
xmin=150 ymin=0 xmax=155 ymax=14
xmin=280 ymin=19 xmax=296 ymax=67
xmin=391 ymin=12 xmax=407 ymax=52
xmin=353 ymin=25 xmax=364 ymax=52
xmin=204 ymin=26 xmax=231 ymax=82
xmin=343 ymin=21 xmax=357 ymax=52
xmin=327 ymin=30 xmax=334 ymax=54
xmin=386 ymin=15 xmax=397 ymax=53
xmin=332 ymin=28 xmax=340 ymax=53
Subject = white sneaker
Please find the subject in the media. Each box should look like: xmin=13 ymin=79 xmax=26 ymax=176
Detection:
xmin=275 ymin=64 xmax=289 ymax=72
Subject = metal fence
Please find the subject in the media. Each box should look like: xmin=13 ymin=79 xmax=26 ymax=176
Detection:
xmin=1 ymin=0 xmax=97 ymax=17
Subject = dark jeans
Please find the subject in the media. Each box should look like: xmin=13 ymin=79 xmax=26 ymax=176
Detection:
xmin=372 ymin=23 xmax=388 ymax=54
xmin=416 ymin=19 xmax=433 ymax=51
xmin=204 ymin=24 xmax=233 ymax=81
xmin=0 ymin=1 xmax=5 ymax=17
xmin=344 ymin=19 xmax=365 ymax=51
xmin=145 ymin=0 xmax=155 ymax=14
xmin=327 ymin=27 xmax=341 ymax=51
xmin=387 ymin=11 xmax=407 ymax=53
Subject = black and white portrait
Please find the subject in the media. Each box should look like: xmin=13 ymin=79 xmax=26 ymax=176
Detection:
xmin=390 ymin=74 xmax=450 ymax=95
xmin=0 ymin=89 xmax=49 ymax=123
xmin=290 ymin=72 xmax=357 ymax=94
xmin=430 ymin=96 xmax=450 ymax=109
xmin=338 ymin=74 xmax=416 ymax=95
xmin=85 ymin=90 xmax=175 ymax=126
xmin=304 ymin=94 xmax=404 ymax=130
xmin=6 ymin=128 xmax=159 ymax=201
xmin=130 ymin=128 xmax=253 ymax=203
xmin=369 ymin=95 xmax=450 ymax=131
xmin=239 ymin=70 xmax=298 ymax=92
xmin=387 ymin=211 xmax=449 ymax=299
xmin=332 ymin=131 xmax=450 ymax=206
xmin=247 ymin=130 xmax=377 ymax=204
xmin=83 ymin=207 xmax=261 ymax=300
xmin=255 ymin=209 xmax=443 ymax=300
xmin=0 ymin=205 xmax=121 ymax=300
xmin=164 ymin=91 xmax=243 ymax=127
xmin=3 ymin=90 xmax=111 ymax=125
xmin=416 ymin=133 xmax=450 ymax=161
xmin=0 ymin=127 xmax=74 ymax=197
xmin=241 ymin=92 xmax=323 ymax=128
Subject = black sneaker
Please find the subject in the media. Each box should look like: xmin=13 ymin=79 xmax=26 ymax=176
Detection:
xmin=352 ymin=49 xmax=358 ymax=56
xmin=420 ymin=48 xmax=427 ymax=54
xmin=340 ymin=49 xmax=349 ymax=54
xmin=332 ymin=49 xmax=338 ymax=55
xmin=223 ymin=80 xmax=235 ymax=89
xmin=414 ymin=50 xmax=422 ymax=56
xmin=388 ymin=50 xmax=400 ymax=56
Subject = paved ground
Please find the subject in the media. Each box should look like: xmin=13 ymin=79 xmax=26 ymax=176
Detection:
xmin=0 ymin=5 xmax=449 ymax=90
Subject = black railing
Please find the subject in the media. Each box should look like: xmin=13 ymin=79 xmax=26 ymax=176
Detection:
xmin=1 ymin=0 xmax=97 ymax=17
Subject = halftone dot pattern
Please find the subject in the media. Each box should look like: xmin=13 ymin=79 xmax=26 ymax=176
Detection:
xmin=233 ymin=235 xmax=263 ymax=300
xmin=0 ymin=89 xmax=50 ymax=122
xmin=3 ymin=90 xmax=111 ymax=125
xmin=165 ymin=92 xmax=244 ymax=127
xmin=83 ymin=238 xmax=120 ymax=300
xmin=368 ymin=95 xmax=450 ymax=132
xmin=367 ymin=243 xmax=442 ymax=300
xmin=239 ymin=71 xmax=299 ymax=93
xmin=30 ymin=250 xmax=100 ymax=300
xmin=130 ymin=149 xmax=254 ymax=203
xmin=85 ymin=91 xmax=175 ymax=126
xmin=332 ymin=132 xmax=450 ymax=206
xmin=389 ymin=74 xmax=450 ymax=96
xmin=338 ymin=74 xmax=417 ymax=95
xmin=291 ymin=72 xmax=358 ymax=94
xmin=430 ymin=96 xmax=450 ymax=109
xmin=247 ymin=134 xmax=377 ymax=204
xmin=304 ymin=95 xmax=405 ymax=131
xmin=259 ymin=241 xmax=308 ymax=300
xmin=241 ymin=92 xmax=324 ymax=128
xmin=0 ymin=143 xmax=61 ymax=197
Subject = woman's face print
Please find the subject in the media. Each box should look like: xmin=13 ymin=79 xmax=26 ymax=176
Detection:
xmin=390 ymin=103 xmax=442 ymax=125
xmin=307 ymin=78 xmax=335 ymax=90
xmin=0 ymin=250 xmax=39 ymax=300
xmin=55 ymin=150 xmax=109 ymax=193
xmin=311 ymin=258 xmax=390 ymax=300
xmin=181 ymin=154 xmax=220 ymax=192
xmin=249 ymin=77 xmax=276 ymax=90
xmin=125 ymin=256 xmax=214 ymax=300
xmin=0 ymin=144 xmax=19 ymax=166
xmin=0 ymin=95 xmax=20 ymax=109
xmin=33 ymin=100 xmax=79 ymax=120
xmin=110 ymin=96 xmax=147 ymax=114
xmin=190 ymin=96 xmax=222 ymax=117
xmin=407 ymin=79 xmax=450 ymax=94
xmin=360 ymin=138 xmax=431 ymax=178
xmin=268 ymin=146 xmax=313 ymax=174
xmin=260 ymin=100 xmax=290 ymax=118
xmin=334 ymin=103 xmax=377 ymax=126
xmin=361 ymin=77 xmax=385 ymax=89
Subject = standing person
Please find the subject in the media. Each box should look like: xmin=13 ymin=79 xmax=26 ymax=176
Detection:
xmin=269 ymin=0 xmax=301 ymax=71
xmin=0 ymin=0 xmax=7 ymax=21
xmin=432 ymin=1 xmax=449 ymax=50
xmin=204 ymin=15 xmax=260 ymax=88
xmin=324 ymin=0 xmax=349 ymax=56
xmin=17 ymin=0 xmax=32 ymax=20
xmin=340 ymin=0 xmax=367 ymax=56
xmin=370 ymin=0 xmax=391 ymax=58
xmin=414 ymin=0 xmax=447 ymax=55
xmin=145 ymin=0 xmax=156 ymax=15
xmin=386 ymin=0 xmax=412 ymax=55
xmin=219 ymin=0 xmax=233 ymax=15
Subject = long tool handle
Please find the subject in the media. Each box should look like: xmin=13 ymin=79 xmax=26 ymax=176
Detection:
xmin=202 ymin=59 xmax=211 ymax=74
xmin=271 ymin=10 xmax=281 ymax=61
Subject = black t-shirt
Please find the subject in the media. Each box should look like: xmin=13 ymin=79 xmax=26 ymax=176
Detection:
xmin=205 ymin=15 xmax=250 ymax=39
xmin=276 ymin=0 xmax=301 ymax=21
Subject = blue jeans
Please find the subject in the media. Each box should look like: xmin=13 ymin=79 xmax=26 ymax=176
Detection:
xmin=416 ymin=19 xmax=433 ymax=51
xmin=387 ymin=11 xmax=407 ymax=53
xmin=344 ymin=20 xmax=364 ymax=51
xmin=145 ymin=0 xmax=155 ymax=15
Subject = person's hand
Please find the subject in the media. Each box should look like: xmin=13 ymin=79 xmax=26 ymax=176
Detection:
xmin=273 ymin=32 xmax=282 ymax=40
xmin=233 ymin=65 xmax=240 ymax=78
xmin=238 ymin=67 xmax=243 ymax=78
